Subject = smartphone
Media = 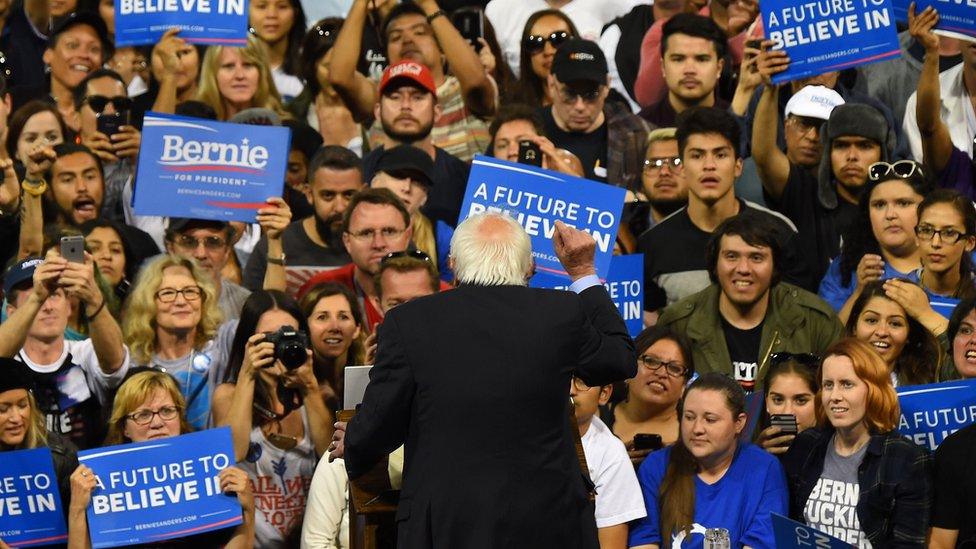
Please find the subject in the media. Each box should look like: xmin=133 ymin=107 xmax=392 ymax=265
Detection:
xmin=60 ymin=235 xmax=85 ymax=263
xmin=518 ymin=140 xmax=542 ymax=167
xmin=770 ymin=414 xmax=799 ymax=434
xmin=745 ymin=39 xmax=763 ymax=50
xmin=96 ymin=111 xmax=129 ymax=138
xmin=451 ymin=9 xmax=484 ymax=48
xmin=633 ymin=433 xmax=663 ymax=451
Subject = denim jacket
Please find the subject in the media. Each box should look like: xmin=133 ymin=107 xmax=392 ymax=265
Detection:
xmin=782 ymin=427 xmax=932 ymax=547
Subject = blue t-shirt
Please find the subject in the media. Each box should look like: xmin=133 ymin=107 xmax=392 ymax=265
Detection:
xmin=628 ymin=443 xmax=788 ymax=549
xmin=818 ymin=257 xmax=917 ymax=312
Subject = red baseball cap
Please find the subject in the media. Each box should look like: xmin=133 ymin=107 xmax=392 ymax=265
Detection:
xmin=379 ymin=61 xmax=438 ymax=98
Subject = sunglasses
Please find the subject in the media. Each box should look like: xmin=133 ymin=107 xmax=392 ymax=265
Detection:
xmin=769 ymin=352 xmax=820 ymax=367
xmin=83 ymin=95 xmax=133 ymax=113
xmin=523 ymin=31 xmax=571 ymax=54
xmin=381 ymin=249 xmax=431 ymax=265
xmin=867 ymin=160 xmax=922 ymax=182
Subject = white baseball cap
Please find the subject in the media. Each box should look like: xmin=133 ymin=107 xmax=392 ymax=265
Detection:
xmin=784 ymin=85 xmax=845 ymax=121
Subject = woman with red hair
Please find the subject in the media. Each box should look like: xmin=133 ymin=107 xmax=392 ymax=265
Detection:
xmin=782 ymin=338 xmax=931 ymax=548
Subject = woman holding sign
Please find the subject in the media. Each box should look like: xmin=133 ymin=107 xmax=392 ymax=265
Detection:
xmin=213 ymin=290 xmax=331 ymax=548
xmin=782 ymin=338 xmax=931 ymax=547
xmin=66 ymin=370 xmax=255 ymax=548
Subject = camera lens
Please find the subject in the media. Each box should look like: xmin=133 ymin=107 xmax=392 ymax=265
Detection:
xmin=278 ymin=341 xmax=307 ymax=370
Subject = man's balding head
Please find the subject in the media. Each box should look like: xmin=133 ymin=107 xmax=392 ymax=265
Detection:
xmin=450 ymin=213 xmax=533 ymax=286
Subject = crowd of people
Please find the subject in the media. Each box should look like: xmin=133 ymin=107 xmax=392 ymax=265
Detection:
xmin=0 ymin=0 xmax=975 ymax=547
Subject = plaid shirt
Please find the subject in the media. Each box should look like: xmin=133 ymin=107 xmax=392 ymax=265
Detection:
xmin=782 ymin=426 xmax=932 ymax=548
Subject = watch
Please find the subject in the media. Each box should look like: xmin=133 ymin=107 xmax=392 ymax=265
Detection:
xmin=267 ymin=253 xmax=286 ymax=265
xmin=426 ymin=9 xmax=447 ymax=23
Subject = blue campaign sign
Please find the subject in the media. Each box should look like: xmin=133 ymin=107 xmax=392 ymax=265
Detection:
xmin=133 ymin=113 xmax=290 ymax=223
xmin=772 ymin=513 xmax=853 ymax=548
xmin=532 ymin=254 xmax=644 ymax=337
xmin=458 ymin=155 xmax=626 ymax=280
xmin=897 ymin=379 xmax=976 ymax=451
xmin=892 ymin=0 xmax=976 ymax=40
xmin=0 ymin=448 xmax=67 ymax=547
xmin=762 ymin=0 xmax=901 ymax=84
xmin=114 ymin=0 xmax=249 ymax=46
xmin=78 ymin=428 xmax=241 ymax=548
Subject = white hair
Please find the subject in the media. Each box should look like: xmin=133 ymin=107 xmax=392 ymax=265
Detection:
xmin=451 ymin=212 xmax=533 ymax=286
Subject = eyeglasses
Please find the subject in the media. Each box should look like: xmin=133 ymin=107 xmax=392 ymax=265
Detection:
xmin=347 ymin=227 xmax=406 ymax=241
xmin=83 ymin=95 xmax=134 ymax=113
xmin=868 ymin=160 xmax=923 ymax=182
xmin=155 ymin=286 xmax=203 ymax=303
xmin=523 ymin=31 xmax=571 ymax=54
xmin=769 ymin=352 xmax=820 ymax=367
xmin=639 ymin=355 xmax=687 ymax=377
xmin=556 ymin=86 xmax=602 ymax=104
xmin=173 ymin=234 xmax=227 ymax=250
xmin=915 ymin=224 xmax=968 ymax=244
xmin=381 ymin=249 xmax=431 ymax=265
xmin=643 ymin=157 xmax=682 ymax=172
xmin=127 ymin=405 xmax=180 ymax=425
xmin=787 ymin=115 xmax=823 ymax=135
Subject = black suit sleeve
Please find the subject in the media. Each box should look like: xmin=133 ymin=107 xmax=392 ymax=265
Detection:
xmin=344 ymin=314 xmax=416 ymax=479
xmin=574 ymin=285 xmax=637 ymax=387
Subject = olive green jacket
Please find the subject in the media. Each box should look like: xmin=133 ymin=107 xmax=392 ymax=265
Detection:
xmin=657 ymin=282 xmax=844 ymax=391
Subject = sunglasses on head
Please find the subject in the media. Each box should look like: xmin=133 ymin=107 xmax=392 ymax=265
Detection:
xmin=381 ymin=249 xmax=431 ymax=266
xmin=867 ymin=160 xmax=922 ymax=182
xmin=84 ymin=95 xmax=133 ymax=113
xmin=523 ymin=31 xmax=571 ymax=54
xmin=769 ymin=352 xmax=820 ymax=367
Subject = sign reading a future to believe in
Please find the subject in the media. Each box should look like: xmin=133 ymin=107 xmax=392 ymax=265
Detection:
xmin=897 ymin=378 xmax=976 ymax=451
xmin=891 ymin=0 xmax=976 ymax=41
xmin=114 ymin=0 xmax=249 ymax=47
xmin=0 ymin=448 xmax=68 ymax=548
xmin=133 ymin=113 xmax=290 ymax=223
xmin=761 ymin=0 xmax=902 ymax=83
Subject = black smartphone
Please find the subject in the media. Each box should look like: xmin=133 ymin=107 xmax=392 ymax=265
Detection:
xmin=770 ymin=414 xmax=798 ymax=434
xmin=745 ymin=38 xmax=763 ymax=50
xmin=60 ymin=235 xmax=85 ymax=263
xmin=633 ymin=433 xmax=663 ymax=451
xmin=451 ymin=9 xmax=484 ymax=49
xmin=96 ymin=111 xmax=129 ymax=138
xmin=518 ymin=140 xmax=542 ymax=167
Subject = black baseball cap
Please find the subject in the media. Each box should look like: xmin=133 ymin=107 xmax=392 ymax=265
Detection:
xmin=373 ymin=145 xmax=434 ymax=188
xmin=166 ymin=218 xmax=232 ymax=239
xmin=551 ymin=39 xmax=608 ymax=87
xmin=48 ymin=12 xmax=112 ymax=57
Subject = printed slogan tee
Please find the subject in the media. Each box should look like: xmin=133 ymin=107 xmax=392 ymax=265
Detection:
xmin=803 ymin=437 xmax=872 ymax=547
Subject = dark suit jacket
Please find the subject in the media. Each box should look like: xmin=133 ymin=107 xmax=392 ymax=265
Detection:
xmin=345 ymin=283 xmax=635 ymax=549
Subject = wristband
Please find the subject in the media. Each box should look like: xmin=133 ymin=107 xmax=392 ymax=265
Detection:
xmin=267 ymin=254 xmax=286 ymax=265
xmin=21 ymin=178 xmax=47 ymax=196
xmin=426 ymin=9 xmax=446 ymax=23
xmin=88 ymin=299 xmax=107 ymax=319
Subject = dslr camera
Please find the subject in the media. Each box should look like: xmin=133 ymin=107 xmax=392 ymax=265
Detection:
xmin=264 ymin=326 xmax=309 ymax=370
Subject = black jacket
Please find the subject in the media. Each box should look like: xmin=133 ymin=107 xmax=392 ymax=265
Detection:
xmin=345 ymin=283 xmax=635 ymax=549
xmin=782 ymin=427 xmax=932 ymax=548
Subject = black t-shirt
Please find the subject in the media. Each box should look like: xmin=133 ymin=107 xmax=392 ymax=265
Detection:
xmin=637 ymin=200 xmax=814 ymax=311
xmin=363 ymin=145 xmax=470 ymax=227
xmin=541 ymin=107 xmax=608 ymax=182
xmin=721 ymin=317 xmax=764 ymax=393
xmin=932 ymin=422 xmax=976 ymax=546
xmin=774 ymin=164 xmax=860 ymax=283
xmin=0 ymin=1 xmax=48 ymax=91
xmin=358 ymin=14 xmax=388 ymax=80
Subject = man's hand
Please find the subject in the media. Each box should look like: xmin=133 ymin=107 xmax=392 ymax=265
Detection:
xmin=552 ymin=220 xmax=597 ymax=281
xmin=908 ymin=3 xmax=940 ymax=55
xmin=111 ymin=125 xmax=142 ymax=160
xmin=328 ymin=421 xmax=347 ymax=462
xmin=757 ymin=40 xmax=790 ymax=87
xmin=33 ymin=251 xmax=67 ymax=302
xmin=25 ymin=145 xmax=56 ymax=182
xmin=256 ymin=197 xmax=292 ymax=240
xmin=59 ymin=251 xmax=102 ymax=308
xmin=82 ymin=130 xmax=119 ymax=163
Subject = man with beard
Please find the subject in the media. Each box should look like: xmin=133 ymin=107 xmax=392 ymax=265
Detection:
xmin=629 ymin=127 xmax=687 ymax=238
xmin=243 ymin=146 xmax=363 ymax=294
xmin=754 ymin=43 xmax=891 ymax=283
xmin=360 ymin=60 xmax=469 ymax=229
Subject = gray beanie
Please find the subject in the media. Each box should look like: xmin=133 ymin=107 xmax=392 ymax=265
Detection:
xmin=817 ymin=103 xmax=895 ymax=209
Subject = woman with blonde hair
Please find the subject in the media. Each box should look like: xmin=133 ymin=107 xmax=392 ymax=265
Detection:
xmin=782 ymin=338 xmax=931 ymax=547
xmin=195 ymin=34 xmax=289 ymax=121
xmin=67 ymin=370 xmax=255 ymax=548
xmin=124 ymin=255 xmax=231 ymax=430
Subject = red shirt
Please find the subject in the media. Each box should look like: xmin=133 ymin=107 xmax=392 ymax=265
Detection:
xmin=297 ymin=263 xmax=384 ymax=333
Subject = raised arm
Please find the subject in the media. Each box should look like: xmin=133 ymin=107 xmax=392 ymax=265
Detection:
xmin=59 ymin=251 xmax=126 ymax=373
xmin=327 ymin=0 xmax=379 ymax=122
xmin=752 ymin=41 xmax=792 ymax=200
xmin=256 ymin=197 xmax=291 ymax=292
xmin=417 ymin=0 xmax=496 ymax=117
xmin=212 ymin=333 xmax=274 ymax=461
xmin=0 ymin=256 xmax=65 ymax=357
xmin=150 ymin=29 xmax=188 ymax=114
xmin=17 ymin=146 xmax=56 ymax=259
xmin=910 ymin=4 xmax=953 ymax=174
